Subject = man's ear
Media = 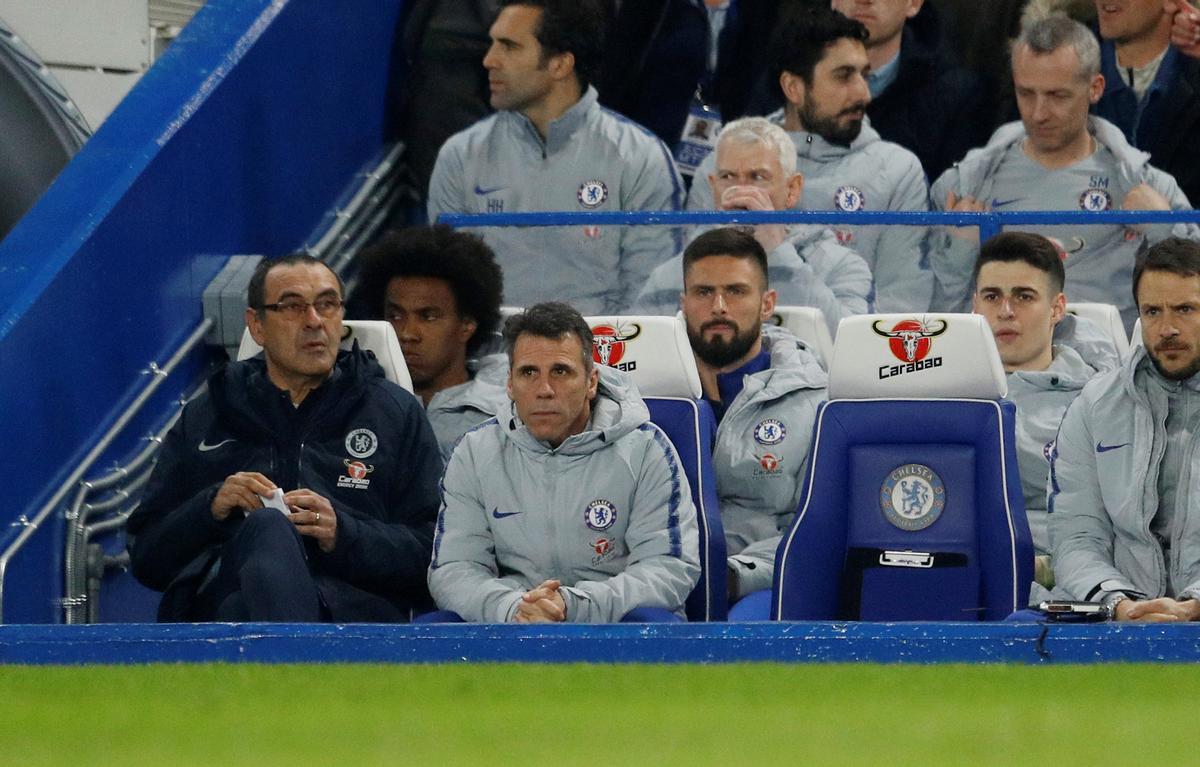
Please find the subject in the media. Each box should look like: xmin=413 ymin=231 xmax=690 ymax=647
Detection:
xmin=1050 ymin=292 xmax=1067 ymax=325
xmin=784 ymin=172 xmax=804 ymax=209
xmin=1089 ymin=73 xmax=1105 ymax=104
xmin=587 ymin=365 xmax=600 ymax=400
xmin=779 ymin=70 xmax=806 ymax=108
xmin=246 ymin=307 xmax=265 ymax=346
xmin=458 ymin=316 xmax=479 ymax=345
xmin=760 ymin=287 xmax=778 ymax=321
xmin=549 ymin=50 xmax=575 ymax=83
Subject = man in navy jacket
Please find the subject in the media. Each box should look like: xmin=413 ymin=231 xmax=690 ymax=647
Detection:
xmin=128 ymin=255 xmax=442 ymax=622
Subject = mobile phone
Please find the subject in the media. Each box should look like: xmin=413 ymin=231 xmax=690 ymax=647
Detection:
xmin=1037 ymin=600 xmax=1107 ymax=622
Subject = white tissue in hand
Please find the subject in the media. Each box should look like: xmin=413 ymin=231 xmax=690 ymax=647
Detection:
xmin=258 ymin=487 xmax=291 ymax=516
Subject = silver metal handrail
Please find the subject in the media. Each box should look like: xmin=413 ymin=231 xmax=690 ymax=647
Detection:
xmin=0 ymin=319 xmax=212 ymax=621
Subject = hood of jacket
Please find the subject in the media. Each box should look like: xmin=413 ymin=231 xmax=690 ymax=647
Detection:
xmin=951 ymin=115 xmax=1151 ymax=193
xmin=732 ymin=325 xmax=828 ymax=410
xmin=428 ymin=352 xmax=510 ymax=416
xmin=500 ymin=365 xmax=650 ymax=456
xmin=210 ymin=343 xmax=383 ymax=439
xmin=1052 ymin=314 xmax=1122 ymax=373
xmin=766 ymin=108 xmax=881 ymax=163
xmin=1007 ymin=343 xmax=1099 ymax=395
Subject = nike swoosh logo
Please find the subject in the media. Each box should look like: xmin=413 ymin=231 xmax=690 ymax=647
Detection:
xmin=198 ymin=438 xmax=237 ymax=452
xmin=991 ymin=198 xmax=1023 ymax=209
xmin=474 ymin=185 xmax=506 ymax=196
xmin=491 ymin=508 xmax=522 ymax=519
xmin=1096 ymin=442 xmax=1129 ymax=453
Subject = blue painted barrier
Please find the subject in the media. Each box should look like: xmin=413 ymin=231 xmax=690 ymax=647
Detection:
xmin=1 ymin=622 xmax=1198 ymax=665
xmin=0 ymin=0 xmax=407 ymax=622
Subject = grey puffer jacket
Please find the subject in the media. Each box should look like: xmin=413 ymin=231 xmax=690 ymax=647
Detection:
xmin=1049 ymin=345 xmax=1200 ymax=604
xmin=428 ymin=366 xmax=700 ymax=622
xmin=717 ymin=326 xmax=828 ymax=599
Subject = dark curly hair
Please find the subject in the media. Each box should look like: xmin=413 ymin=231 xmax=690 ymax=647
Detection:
xmin=350 ymin=225 xmax=504 ymax=357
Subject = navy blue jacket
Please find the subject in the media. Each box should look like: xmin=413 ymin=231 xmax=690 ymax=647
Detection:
xmin=128 ymin=345 xmax=442 ymax=621
xmin=1094 ymin=41 xmax=1200 ymax=206
xmin=867 ymin=23 xmax=990 ymax=181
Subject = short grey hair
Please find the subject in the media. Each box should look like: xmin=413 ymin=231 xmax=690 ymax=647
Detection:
xmin=715 ymin=117 xmax=798 ymax=178
xmin=1014 ymin=14 xmax=1100 ymax=80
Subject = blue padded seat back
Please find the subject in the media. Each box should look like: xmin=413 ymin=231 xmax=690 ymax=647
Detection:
xmin=646 ymin=397 xmax=727 ymax=621
xmin=772 ymin=399 xmax=1032 ymax=622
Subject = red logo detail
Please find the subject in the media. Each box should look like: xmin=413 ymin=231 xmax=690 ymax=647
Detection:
xmin=871 ymin=319 xmax=948 ymax=364
xmin=346 ymin=461 xmax=368 ymax=480
xmin=593 ymin=538 xmax=612 ymax=556
xmin=583 ymin=225 xmax=601 ymax=239
xmin=590 ymin=323 xmax=642 ymax=367
xmin=759 ymin=454 xmax=779 ymax=472
xmin=834 ymin=228 xmax=855 ymax=245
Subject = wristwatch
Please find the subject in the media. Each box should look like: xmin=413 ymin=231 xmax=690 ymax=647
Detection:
xmin=1101 ymin=592 xmax=1130 ymax=621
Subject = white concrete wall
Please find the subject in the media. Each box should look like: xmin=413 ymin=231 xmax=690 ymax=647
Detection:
xmin=0 ymin=0 xmax=202 ymax=131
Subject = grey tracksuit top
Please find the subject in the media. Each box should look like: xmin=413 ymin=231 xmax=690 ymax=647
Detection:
xmin=716 ymin=326 xmax=829 ymax=599
xmin=428 ymin=366 xmax=700 ymax=622
xmin=686 ymin=112 xmax=931 ymax=313
xmin=426 ymin=353 xmax=510 ymax=463
xmin=930 ymin=117 xmax=1198 ymax=330
xmin=1006 ymin=344 xmax=1101 ymax=557
xmin=428 ymin=86 xmax=684 ymax=314
xmin=1049 ymin=345 xmax=1200 ymax=604
xmin=630 ymin=225 xmax=872 ymax=335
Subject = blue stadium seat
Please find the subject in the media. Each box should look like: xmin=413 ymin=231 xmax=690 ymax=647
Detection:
xmin=744 ymin=314 xmax=1033 ymax=621
xmin=585 ymin=314 xmax=727 ymax=621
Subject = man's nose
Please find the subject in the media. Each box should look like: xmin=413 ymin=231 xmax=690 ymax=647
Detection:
xmin=999 ymin=297 xmax=1016 ymax=317
xmin=393 ymin=318 xmax=417 ymax=341
xmin=302 ymin=304 xmax=323 ymax=326
xmin=483 ymin=44 xmax=499 ymax=70
xmin=712 ymin=292 xmax=728 ymax=313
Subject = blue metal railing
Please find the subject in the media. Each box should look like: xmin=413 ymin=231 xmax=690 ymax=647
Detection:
xmin=440 ymin=209 xmax=1200 ymax=244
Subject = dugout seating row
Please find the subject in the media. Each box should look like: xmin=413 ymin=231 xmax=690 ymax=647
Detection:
xmin=581 ymin=310 xmax=1034 ymax=622
xmin=114 ymin=303 xmax=1086 ymax=623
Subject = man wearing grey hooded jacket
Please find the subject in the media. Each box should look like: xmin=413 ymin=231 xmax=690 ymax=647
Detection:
xmin=970 ymin=232 xmax=1110 ymax=602
xmin=429 ymin=302 xmax=700 ymax=622
xmin=685 ymin=8 xmax=931 ymax=314
xmin=679 ymin=228 xmax=829 ymax=602
xmin=1050 ymin=238 xmax=1200 ymax=622
xmin=931 ymin=16 xmax=1199 ymax=331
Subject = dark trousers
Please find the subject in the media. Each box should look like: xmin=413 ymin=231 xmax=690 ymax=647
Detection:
xmin=191 ymin=511 xmax=323 ymax=622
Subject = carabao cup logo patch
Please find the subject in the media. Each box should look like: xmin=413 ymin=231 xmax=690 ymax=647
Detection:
xmin=590 ymin=322 xmax=641 ymax=367
xmin=872 ymin=318 xmax=948 ymax=363
xmin=585 ymin=499 xmax=617 ymax=531
xmin=880 ymin=463 xmax=946 ymax=531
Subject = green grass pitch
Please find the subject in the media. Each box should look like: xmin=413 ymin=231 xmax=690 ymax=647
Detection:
xmin=1 ymin=663 xmax=1196 ymax=765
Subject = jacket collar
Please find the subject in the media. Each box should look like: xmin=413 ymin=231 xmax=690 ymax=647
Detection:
xmin=510 ymin=85 xmax=599 ymax=155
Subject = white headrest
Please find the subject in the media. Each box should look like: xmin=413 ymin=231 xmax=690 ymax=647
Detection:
xmin=1067 ymin=302 xmax=1130 ymax=361
xmin=500 ymin=306 xmax=525 ymax=321
xmin=829 ymin=313 xmax=1006 ymax=399
xmin=236 ymin=320 xmax=414 ymax=393
xmin=584 ymin=314 xmax=702 ymax=398
xmin=771 ymin=305 xmax=834 ymax=367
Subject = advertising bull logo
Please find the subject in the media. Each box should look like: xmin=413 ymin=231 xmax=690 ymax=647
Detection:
xmin=591 ymin=322 xmax=642 ymax=367
xmin=872 ymin=318 xmax=948 ymax=364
